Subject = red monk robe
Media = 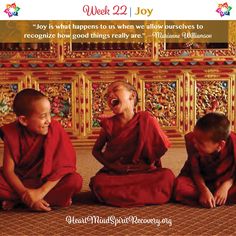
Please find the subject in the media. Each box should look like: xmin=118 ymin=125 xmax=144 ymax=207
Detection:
xmin=90 ymin=111 xmax=175 ymax=207
xmin=0 ymin=120 xmax=82 ymax=207
xmin=174 ymin=132 xmax=236 ymax=205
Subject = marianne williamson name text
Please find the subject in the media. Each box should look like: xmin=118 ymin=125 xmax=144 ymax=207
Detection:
xmin=153 ymin=32 xmax=212 ymax=39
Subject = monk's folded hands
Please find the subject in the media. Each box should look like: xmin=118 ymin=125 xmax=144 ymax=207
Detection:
xmin=21 ymin=188 xmax=46 ymax=208
xmin=32 ymin=199 xmax=51 ymax=212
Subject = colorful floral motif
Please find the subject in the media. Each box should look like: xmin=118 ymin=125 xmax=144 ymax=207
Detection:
xmin=39 ymin=83 xmax=72 ymax=128
xmin=92 ymin=82 xmax=110 ymax=127
xmin=0 ymin=84 xmax=18 ymax=126
xmin=145 ymin=81 xmax=177 ymax=127
xmin=196 ymin=81 xmax=228 ymax=119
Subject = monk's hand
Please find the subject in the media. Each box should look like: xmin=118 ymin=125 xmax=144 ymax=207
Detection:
xmin=214 ymin=186 xmax=228 ymax=206
xmin=108 ymin=161 xmax=128 ymax=174
xmin=32 ymin=199 xmax=51 ymax=212
xmin=214 ymin=179 xmax=233 ymax=206
xmin=199 ymin=188 xmax=216 ymax=208
xmin=126 ymin=162 xmax=155 ymax=172
xmin=21 ymin=188 xmax=45 ymax=208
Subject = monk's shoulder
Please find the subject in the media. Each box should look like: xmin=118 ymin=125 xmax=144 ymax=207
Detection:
xmin=139 ymin=111 xmax=164 ymax=128
xmin=184 ymin=132 xmax=194 ymax=143
xmin=229 ymin=131 xmax=236 ymax=146
xmin=50 ymin=119 xmax=62 ymax=127
xmin=0 ymin=121 xmax=20 ymax=139
xmin=100 ymin=116 xmax=115 ymax=130
xmin=137 ymin=111 xmax=155 ymax=120
xmin=49 ymin=119 xmax=65 ymax=133
xmin=230 ymin=131 xmax=236 ymax=140
xmin=185 ymin=131 xmax=194 ymax=139
xmin=1 ymin=121 xmax=18 ymax=130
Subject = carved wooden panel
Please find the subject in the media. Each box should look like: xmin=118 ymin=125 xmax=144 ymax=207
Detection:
xmin=139 ymin=74 xmax=185 ymax=142
xmin=63 ymin=42 xmax=153 ymax=60
xmin=30 ymin=75 xmax=79 ymax=134
xmin=188 ymin=72 xmax=235 ymax=131
xmin=0 ymin=73 xmax=26 ymax=126
xmin=0 ymin=69 xmax=235 ymax=147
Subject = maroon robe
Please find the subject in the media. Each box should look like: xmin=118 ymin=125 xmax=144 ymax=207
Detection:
xmin=90 ymin=111 xmax=175 ymax=207
xmin=0 ymin=120 xmax=82 ymax=207
xmin=174 ymin=132 xmax=236 ymax=205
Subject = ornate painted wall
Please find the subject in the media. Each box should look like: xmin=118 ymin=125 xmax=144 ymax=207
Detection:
xmin=0 ymin=22 xmax=236 ymax=147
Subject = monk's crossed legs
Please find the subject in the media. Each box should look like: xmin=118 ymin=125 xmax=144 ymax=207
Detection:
xmin=0 ymin=172 xmax=82 ymax=208
xmin=174 ymin=176 xmax=236 ymax=206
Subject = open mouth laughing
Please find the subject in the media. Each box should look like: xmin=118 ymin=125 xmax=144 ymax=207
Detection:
xmin=111 ymin=98 xmax=120 ymax=107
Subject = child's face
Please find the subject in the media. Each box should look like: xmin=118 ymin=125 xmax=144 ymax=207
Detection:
xmin=106 ymin=84 xmax=135 ymax=114
xmin=193 ymin=128 xmax=224 ymax=156
xmin=21 ymin=98 xmax=51 ymax=135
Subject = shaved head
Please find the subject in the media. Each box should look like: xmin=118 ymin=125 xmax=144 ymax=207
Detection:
xmin=13 ymin=88 xmax=47 ymax=117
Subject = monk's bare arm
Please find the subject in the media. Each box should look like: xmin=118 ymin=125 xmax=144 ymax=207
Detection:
xmin=214 ymin=178 xmax=233 ymax=205
xmin=3 ymin=143 xmax=51 ymax=211
xmin=2 ymin=143 xmax=27 ymax=197
xmin=189 ymin=153 xmax=215 ymax=207
xmin=39 ymin=179 xmax=61 ymax=196
xmin=221 ymin=178 xmax=234 ymax=189
xmin=192 ymin=173 xmax=208 ymax=193
xmin=22 ymin=178 xmax=62 ymax=211
xmin=23 ymin=179 xmax=61 ymax=200
xmin=191 ymin=157 xmax=211 ymax=194
xmin=189 ymin=151 xmax=210 ymax=193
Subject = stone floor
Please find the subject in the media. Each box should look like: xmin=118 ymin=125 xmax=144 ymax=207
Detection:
xmin=0 ymin=148 xmax=235 ymax=236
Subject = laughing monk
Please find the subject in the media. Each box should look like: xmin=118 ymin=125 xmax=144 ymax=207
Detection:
xmin=174 ymin=112 xmax=236 ymax=208
xmin=0 ymin=89 xmax=82 ymax=211
xmin=90 ymin=81 xmax=175 ymax=207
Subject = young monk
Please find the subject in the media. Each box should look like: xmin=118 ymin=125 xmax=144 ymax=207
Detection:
xmin=174 ymin=112 xmax=236 ymax=208
xmin=0 ymin=89 xmax=82 ymax=211
xmin=90 ymin=81 xmax=175 ymax=207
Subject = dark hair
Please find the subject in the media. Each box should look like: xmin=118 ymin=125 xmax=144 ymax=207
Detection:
xmin=13 ymin=88 xmax=47 ymax=116
xmin=107 ymin=81 xmax=139 ymax=106
xmin=195 ymin=112 xmax=230 ymax=142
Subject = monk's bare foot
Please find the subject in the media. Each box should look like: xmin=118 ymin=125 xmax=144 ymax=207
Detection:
xmin=2 ymin=200 xmax=17 ymax=211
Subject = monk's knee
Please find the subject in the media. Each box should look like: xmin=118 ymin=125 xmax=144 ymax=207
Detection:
xmin=152 ymin=169 xmax=175 ymax=203
xmin=162 ymin=168 xmax=175 ymax=178
xmin=72 ymin=173 xmax=83 ymax=193
xmin=161 ymin=168 xmax=175 ymax=184
xmin=174 ymin=176 xmax=192 ymax=202
xmin=63 ymin=173 xmax=83 ymax=194
xmin=227 ymin=185 xmax=236 ymax=204
xmin=90 ymin=173 xmax=108 ymax=188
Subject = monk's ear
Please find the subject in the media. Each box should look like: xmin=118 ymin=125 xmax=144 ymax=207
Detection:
xmin=18 ymin=116 xmax=28 ymax=127
xmin=217 ymin=140 xmax=226 ymax=152
xmin=129 ymin=91 xmax=135 ymax=101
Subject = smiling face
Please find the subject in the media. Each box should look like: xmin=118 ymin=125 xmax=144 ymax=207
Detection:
xmin=19 ymin=98 xmax=51 ymax=135
xmin=193 ymin=128 xmax=225 ymax=156
xmin=106 ymin=82 xmax=136 ymax=115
